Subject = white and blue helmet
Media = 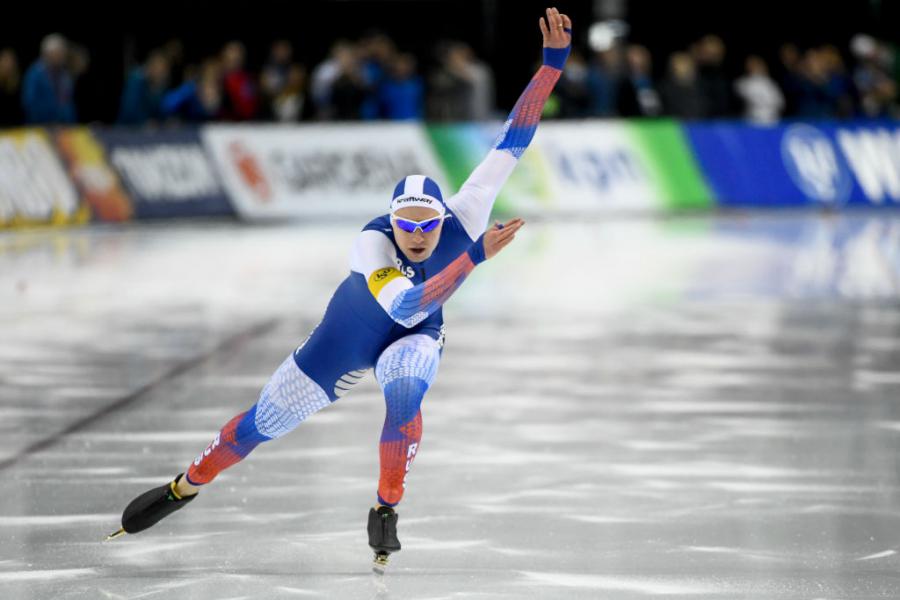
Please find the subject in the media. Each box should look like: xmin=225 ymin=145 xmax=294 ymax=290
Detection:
xmin=390 ymin=175 xmax=445 ymax=216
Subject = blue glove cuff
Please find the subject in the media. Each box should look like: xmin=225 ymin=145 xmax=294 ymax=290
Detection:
xmin=466 ymin=235 xmax=487 ymax=265
xmin=543 ymin=45 xmax=570 ymax=70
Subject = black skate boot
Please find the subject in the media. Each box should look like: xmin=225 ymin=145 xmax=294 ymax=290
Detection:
xmin=105 ymin=473 xmax=197 ymax=540
xmin=367 ymin=506 xmax=401 ymax=573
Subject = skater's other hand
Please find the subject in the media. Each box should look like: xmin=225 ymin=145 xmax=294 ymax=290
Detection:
xmin=483 ymin=218 xmax=524 ymax=261
xmin=539 ymin=7 xmax=572 ymax=49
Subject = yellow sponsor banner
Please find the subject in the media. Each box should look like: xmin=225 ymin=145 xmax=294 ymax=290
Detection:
xmin=0 ymin=128 xmax=89 ymax=228
xmin=55 ymin=127 xmax=133 ymax=222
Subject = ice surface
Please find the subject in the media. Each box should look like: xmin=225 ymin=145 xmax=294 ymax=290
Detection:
xmin=1 ymin=214 xmax=899 ymax=599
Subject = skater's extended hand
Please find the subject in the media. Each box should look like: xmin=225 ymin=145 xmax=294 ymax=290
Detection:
xmin=539 ymin=7 xmax=572 ymax=49
xmin=482 ymin=218 xmax=524 ymax=261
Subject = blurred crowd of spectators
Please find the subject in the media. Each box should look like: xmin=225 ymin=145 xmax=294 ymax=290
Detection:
xmin=555 ymin=33 xmax=899 ymax=123
xmin=1 ymin=30 xmax=898 ymax=128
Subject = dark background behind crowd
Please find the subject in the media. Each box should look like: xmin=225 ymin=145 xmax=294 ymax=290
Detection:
xmin=1 ymin=0 xmax=899 ymax=128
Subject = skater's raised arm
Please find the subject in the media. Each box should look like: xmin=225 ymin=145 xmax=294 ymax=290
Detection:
xmin=447 ymin=7 xmax=571 ymax=241
xmin=352 ymin=220 xmax=524 ymax=328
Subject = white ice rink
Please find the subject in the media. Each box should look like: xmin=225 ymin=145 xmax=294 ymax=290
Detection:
xmin=2 ymin=213 xmax=900 ymax=599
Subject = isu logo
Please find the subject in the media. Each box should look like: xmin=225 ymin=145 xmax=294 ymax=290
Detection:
xmin=193 ymin=433 xmax=221 ymax=467
xmin=374 ymin=268 xmax=393 ymax=281
xmin=781 ymin=125 xmax=851 ymax=203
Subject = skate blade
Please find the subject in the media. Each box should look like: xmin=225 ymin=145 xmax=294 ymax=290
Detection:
xmin=104 ymin=528 xmax=126 ymax=541
xmin=372 ymin=552 xmax=390 ymax=574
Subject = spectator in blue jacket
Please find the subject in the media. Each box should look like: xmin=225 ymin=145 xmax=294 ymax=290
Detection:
xmin=118 ymin=50 xmax=170 ymax=125
xmin=587 ymin=47 xmax=623 ymax=117
xmin=794 ymin=49 xmax=835 ymax=119
xmin=379 ymin=53 xmax=423 ymax=120
xmin=161 ymin=59 xmax=223 ymax=122
xmin=21 ymin=34 xmax=76 ymax=124
xmin=359 ymin=31 xmax=396 ymax=120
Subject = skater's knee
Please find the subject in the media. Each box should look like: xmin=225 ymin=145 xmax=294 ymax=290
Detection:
xmin=253 ymin=360 xmax=331 ymax=438
xmin=375 ymin=334 xmax=441 ymax=388
xmin=234 ymin=406 xmax=271 ymax=445
xmin=192 ymin=409 xmax=267 ymax=465
xmin=383 ymin=376 xmax=428 ymax=428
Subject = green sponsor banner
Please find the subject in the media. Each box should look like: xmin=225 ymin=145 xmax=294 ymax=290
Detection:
xmin=627 ymin=120 xmax=713 ymax=211
xmin=425 ymin=123 xmax=552 ymax=215
xmin=426 ymin=119 xmax=713 ymax=215
xmin=424 ymin=124 xmax=479 ymax=191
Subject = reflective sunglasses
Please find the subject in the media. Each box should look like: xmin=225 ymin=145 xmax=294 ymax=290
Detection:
xmin=391 ymin=215 xmax=444 ymax=234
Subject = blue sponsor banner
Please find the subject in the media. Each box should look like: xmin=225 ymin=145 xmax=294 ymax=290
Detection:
xmin=684 ymin=120 xmax=900 ymax=209
xmin=93 ymin=128 xmax=233 ymax=219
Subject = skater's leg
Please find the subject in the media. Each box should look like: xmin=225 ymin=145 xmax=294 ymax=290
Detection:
xmin=114 ymin=296 xmax=378 ymax=538
xmin=184 ymin=355 xmax=332 ymax=488
xmin=374 ymin=333 xmax=441 ymax=507
xmin=180 ymin=407 xmax=269 ymax=490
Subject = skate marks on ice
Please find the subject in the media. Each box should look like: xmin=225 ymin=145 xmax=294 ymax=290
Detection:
xmin=0 ymin=224 xmax=346 ymax=468
xmin=1 ymin=216 xmax=900 ymax=598
xmin=0 ymin=318 xmax=278 ymax=472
